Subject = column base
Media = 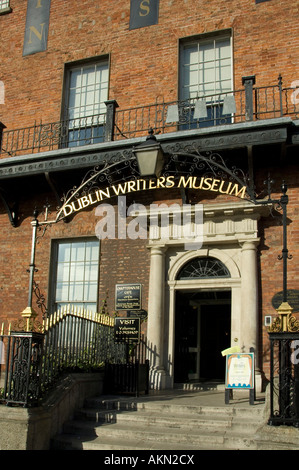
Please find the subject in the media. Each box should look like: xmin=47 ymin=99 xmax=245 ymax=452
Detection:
xmin=149 ymin=366 xmax=167 ymax=390
xmin=255 ymin=370 xmax=263 ymax=393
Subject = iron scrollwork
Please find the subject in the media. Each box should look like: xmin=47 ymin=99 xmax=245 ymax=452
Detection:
xmin=269 ymin=335 xmax=299 ymax=427
xmin=162 ymin=141 xmax=254 ymax=201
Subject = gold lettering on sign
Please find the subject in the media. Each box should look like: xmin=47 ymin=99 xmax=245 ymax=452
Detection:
xmin=36 ymin=0 xmax=43 ymax=7
xmin=59 ymin=176 xmax=248 ymax=219
xmin=139 ymin=0 xmax=150 ymax=16
xmin=28 ymin=23 xmax=45 ymax=43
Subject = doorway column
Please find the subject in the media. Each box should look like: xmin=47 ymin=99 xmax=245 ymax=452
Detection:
xmin=241 ymin=239 xmax=262 ymax=390
xmin=147 ymin=245 xmax=166 ymax=389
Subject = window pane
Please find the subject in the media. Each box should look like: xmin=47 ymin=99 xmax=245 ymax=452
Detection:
xmin=55 ymin=282 xmax=69 ymax=301
xmin=85 ymin=241 xmax=100 ymax=260
xmin=72 ymin=242 xmax=85 ymax=261
xmin=85 ymin=282 xmax=98 ymax=301
xmin=57 ymin=243 xmax=71 ymax=262
xmin=56 ymin=263 xmax=70 ymax=283
xmin=70 ymin=69 xmax=81 ymax=88
xmin=69 ymin=283 xmax=84 ymax=301
xmin=70 ymin=262 xmax=85 ymax=282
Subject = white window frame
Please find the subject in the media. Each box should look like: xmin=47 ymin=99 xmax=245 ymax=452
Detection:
xmin=180 ymin=33 xmax=233 ymax=101
xmin=51 ymin=238 xmax=100 ymax=314
xmin=63 ymin=58 xmax=109 ymax=147
xmin=179 ymin=33 xmax=233 ymax=127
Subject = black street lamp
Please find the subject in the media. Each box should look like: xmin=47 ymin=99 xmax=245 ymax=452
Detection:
xmin=133 ymin=128 xmax=165 ymax=178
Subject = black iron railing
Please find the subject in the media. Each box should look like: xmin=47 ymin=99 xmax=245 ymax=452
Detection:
xmin=0 ymin=112 xmax=107 ymax=157
xmin=0 ymin=308 xmax=128 ymax=407
xmin=268 ymin=333 xmax=299 ymax=427
xmin=0 ymin=76 xmax=298 ymax=157
xmin=104 ymin=333 xmax=149 ymax=396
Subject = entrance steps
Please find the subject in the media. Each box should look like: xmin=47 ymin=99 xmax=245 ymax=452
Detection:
xmin=51 ymin=392 xmax=270 ymax=450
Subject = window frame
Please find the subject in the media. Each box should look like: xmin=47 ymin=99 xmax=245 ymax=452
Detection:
xmin=49 ymin=237 xmax=100 ymax=315
xmin=61 ymin=56 xmax=110 ymax=147
xmin=178 ymin=30 xmax=234 ymax=128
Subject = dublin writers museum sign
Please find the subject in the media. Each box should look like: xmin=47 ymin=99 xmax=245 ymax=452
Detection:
xmin=57 ymin=175 xmax=248 ymax=219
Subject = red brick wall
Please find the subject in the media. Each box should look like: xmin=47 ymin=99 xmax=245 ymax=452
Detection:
xmin=0 ymin=163 xmax=298 ymax=380
xmin=0 ymin=0 xmax=299 ymax=379
xmin=0 ymin=0 xmax=298 ymax=132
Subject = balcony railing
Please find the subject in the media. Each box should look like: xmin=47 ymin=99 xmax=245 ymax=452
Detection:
xmin=0 ymin=76 xmax=298 ymax=158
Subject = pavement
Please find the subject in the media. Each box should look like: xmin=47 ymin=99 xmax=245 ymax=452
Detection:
xmin=102 ymin=384 xmax=267 ymax=411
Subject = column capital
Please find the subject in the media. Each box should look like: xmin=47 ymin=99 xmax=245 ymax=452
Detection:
xmin=239 ymin=239 xmax=260 ymax=250
xmin=149 ymin=245 xmax=167 ymax=256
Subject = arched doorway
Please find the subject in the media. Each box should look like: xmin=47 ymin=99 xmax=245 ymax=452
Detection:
xmin=147 ymin=201 xmax=264 ymax=390
xmin=174 ymin=257 xmax=232 ymax=383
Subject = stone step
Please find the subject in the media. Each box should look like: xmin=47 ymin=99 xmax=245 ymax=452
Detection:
xmin=51 ymin=393 xmax=266 ymax=451
xmin=51 ymin=432 xmax=227 ymax=451
xmin=86 ymin=396 xmax=264 ymax=419
xmin=255 ymin=424 xmax=299 ymax=450
xmin=74 ymin=406 xmax=261 ymax=434
xmin=53 ymin=419 xmax=257 ymax=450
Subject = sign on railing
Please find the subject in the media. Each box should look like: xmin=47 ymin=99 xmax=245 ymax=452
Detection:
xmin=114 ymin=317 xmax=140 ymax=343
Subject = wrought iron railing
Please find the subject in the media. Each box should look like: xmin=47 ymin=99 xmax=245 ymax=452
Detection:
xmin=0 ymin=112 xmax=107 ymax=157
xmin=104 ymin=334 xmax=149 ymax=396
xmin=0 ymin=307 xmax=127 ymax=407
xmin=268 ymin=332 xmax=299 ymax=427
xmin=0 ymin=76 xmax=298 ymax=158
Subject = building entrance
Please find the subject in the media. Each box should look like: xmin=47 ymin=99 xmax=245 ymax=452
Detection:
xmin=174 ymin=290 xmax=231 ymax=383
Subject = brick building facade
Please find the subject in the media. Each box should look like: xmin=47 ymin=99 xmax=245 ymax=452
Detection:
xmin=0 ymin=0 xmax=299 ymax=390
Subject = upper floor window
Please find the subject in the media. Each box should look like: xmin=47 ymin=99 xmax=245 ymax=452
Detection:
xmin=64 ymin=59 xmax=109 ymax=147
xmin=52 ymin=239 xmax=100 ymax=314
xmin=179 ymin=33 xmax=233 ymax=127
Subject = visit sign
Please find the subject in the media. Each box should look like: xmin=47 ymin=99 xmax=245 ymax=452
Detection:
xmin=114 ymin=318 xmax=140 ymax=343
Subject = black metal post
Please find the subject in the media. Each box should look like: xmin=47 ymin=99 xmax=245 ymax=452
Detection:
xmin=21 ymin=209 xmax=40 ymax=331
xmin=279 ymin=182 xmax=289 ymax=303
xmin=27 ymin=210 xmax=39 ymax=313
xmin=105 ymin=100 xmax=119 ymax=142
xmin=0 ymin=122 xmax=6 ymax=151
xmin=242 ymin=75 xmax=256 ymax=121
xmin=278 ymin=74 xmax=284 ymax=117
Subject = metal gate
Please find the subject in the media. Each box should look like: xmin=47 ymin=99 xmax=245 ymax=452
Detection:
xmin=104 ymin=334 xmax=149 ymax=396
xmin=268 ymin=332 xmax=299 ymax=427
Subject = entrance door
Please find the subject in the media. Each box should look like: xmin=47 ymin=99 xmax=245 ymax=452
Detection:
xmin=174 ymin=291 xmax=231 ymax=383
xmin=199 ymin=304 xmax=231 ymax=380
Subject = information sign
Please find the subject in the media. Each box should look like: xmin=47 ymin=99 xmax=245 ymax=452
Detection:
xmin=114 ymin=318 xmax=140 ymax=343
xmin=115 ymin=283 xmax=142 ymax=311
xmin=225 ymin=353 xmax=254 ymax=389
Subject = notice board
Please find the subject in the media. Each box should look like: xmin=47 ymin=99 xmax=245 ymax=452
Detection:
xmin=115 ymin=283 xmax=142 ymax=311
xmin=225 ymin=353 xmax=254 ymax=389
